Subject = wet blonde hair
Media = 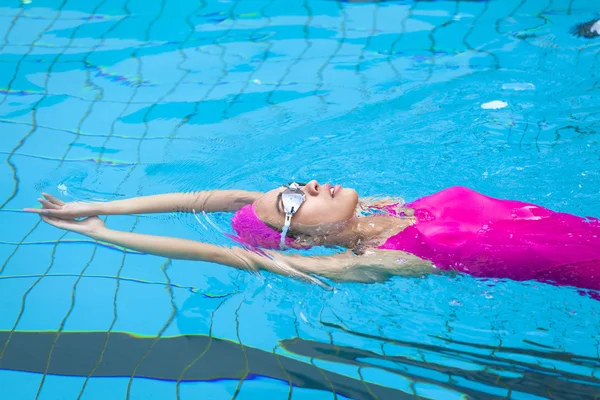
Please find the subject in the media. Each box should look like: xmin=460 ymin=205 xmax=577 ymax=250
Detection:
xmin=355 ymin=196 xmax=413 ymax=217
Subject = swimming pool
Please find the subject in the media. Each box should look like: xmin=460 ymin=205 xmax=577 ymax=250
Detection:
xmin=1 ymin=0 xmax=599 ymax=398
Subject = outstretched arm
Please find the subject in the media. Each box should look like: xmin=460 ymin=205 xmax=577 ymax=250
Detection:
xmin=38 ymin=215 xmax=325 ymax=283
xmin=24 ymin=190 xmax=263 ymax=219
xmin=89 ymin=190 xmax=262 ymax=214
xmin=40 ymin=216 xmax=438 ymax=283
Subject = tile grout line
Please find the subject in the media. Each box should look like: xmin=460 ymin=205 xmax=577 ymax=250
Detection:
xmin=221 ymin=0 xmax=275 ymax=122
xmin=174 ymin=294 xmax=234 ymax=400
xmin=313 ymin=0 xmax=347 ymax=112
xmin=124 ymin=259 xmax=177 ymax=399
xmin=0 ymin=0 xmax=70 ymax=210
xmin=57 ymin=0 xmax=132 ymax=165
xmin=33 ymin=244 xmax=99 ymax=400
xmin=0 ymin=219 xmax=41 ymax=275
xmin=264 ymin=0 xmax=313 ymax=114
xmin=0 ymin=7 xmax=25 ymax=53
xmin=163 ymin=0 xmax=239 ymax=155
xmin=0 ymin=231 xmax=68 ymax=362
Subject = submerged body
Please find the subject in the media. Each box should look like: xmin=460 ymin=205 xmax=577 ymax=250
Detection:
xmin=378 ymin=187 xmax=600 ymax=291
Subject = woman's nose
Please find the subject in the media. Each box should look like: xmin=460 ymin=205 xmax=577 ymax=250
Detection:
xmin=305 ymin=180 xmax=320 ymax=196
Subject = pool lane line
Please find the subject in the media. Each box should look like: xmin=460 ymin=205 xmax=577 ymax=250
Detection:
xmin=534 ymin=120 xmax=545 ymax=153
xmin=0 ymin=272 xmax=236 ymax=298
xmin=0 ymin=118 xmax=207 ymax=140
xmin=98 ymin=0 xmax=204 ymax=171
xmin=92 ymin=1 xmax=144 ymax=169
xmin=271 ymin=343 xmax=294 ymax=400
xmin=313 ymin=0 xmax=348 ymax=111
xmin=221 ymin=0 xmax=275 ymax=122
xmin=0 ymin=151 xmax=138 ymax=166
xmin=495 ymin=0 xmax=526 ymax=35
xmin=0 ymin=0 xmax=70 ymax=211
xmin=81 ymin=0 xmax=173 ymax=391
xmin=385 ymin=0 xmax=417 ymax=86
xmin=0 ymin=230 xmax=68 ymax=366
xmin=75 ymin=224 xmax=130 ymax=400
xmin=315 ymin=301 xmax=340 ymax=399
xmin=57 ymin=0 xmax=135 ymax=166
xmin=125 ymin=259 xmax=177 ymax=400
xmin=325 ymin=0 xmax=382 ymax=120
xmin=369 ymin=321 xmax=392 ymax=400
xmin=462 ymin=0 xmax=501 ymax=73
xmin=85 ymin=0 xmax=147 ymax=173
xmin=354 ymin=0 xmax=380 ymax=107
xmin=0 ymin=238 xmax=144 ymax=254
xmin=231 ymin=296 xmax=251 ymax=399
xmin=0 ymin=6 xmax=25 ymax=53
xmin=265 ymin=0 xmax=313 ymax=108
xmin=424 ymin=1 xmax=460 ymax=84
xmin=33 ymin=243 xmax=99 ymax=400
xmin=163 ymin=0 xmax=241 ymax=153
xmin=0 ymin=13 xmax=123 ymax=22
xmin=101 ymin=2 xmax=213 ymax=394
xmin=273 ymin=288 xmax=305 ymax=400
xmin=516 ymin=117 xmax=527 ymax=153
xmin=514 ymin=0 xmax=552 ymax=40
xmin=532 ymin=0 xmax=554 ymax=75
xmin=567 ymin=0 xmax=575 ymax=15
xmin=0 ymin=219 xmax=41 ymax=275
xmin=174 ymin=294 xmax=234 ymax=400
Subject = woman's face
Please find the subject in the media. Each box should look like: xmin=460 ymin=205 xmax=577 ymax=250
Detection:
xmin=254 ymin=180 xmax=359 ymax=233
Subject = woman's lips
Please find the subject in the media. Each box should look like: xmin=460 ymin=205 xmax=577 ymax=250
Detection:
xmin=324 ymin=184 xmax=342 ymax=198
xmin=333 ymin=184 xmax=342 ymax=197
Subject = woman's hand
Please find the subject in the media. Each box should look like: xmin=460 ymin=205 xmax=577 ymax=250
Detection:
xmin=40 ymin=215 xmax=106 ymax=236
xmin=24 ymin=193 xmax=102 ymax=219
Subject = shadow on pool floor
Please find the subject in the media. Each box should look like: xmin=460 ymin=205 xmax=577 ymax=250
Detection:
xmin=0 ymin=330 xmax=598 ymax=399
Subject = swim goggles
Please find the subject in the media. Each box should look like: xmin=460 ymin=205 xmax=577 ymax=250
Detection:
xmin=280 ymin=182 xmax=307 ymax=249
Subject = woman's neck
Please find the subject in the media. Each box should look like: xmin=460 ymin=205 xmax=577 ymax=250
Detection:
xmin=313 ymin=215 xmax=414 ymax=250
xmin=352 ymin=215 xmax=415 ymax=246
xmin=294 ymin=211 xmax=416 ymax=250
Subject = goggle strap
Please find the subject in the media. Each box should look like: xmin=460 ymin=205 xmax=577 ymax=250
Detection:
xmin=280 ymin=213 xmax=293 ymax=249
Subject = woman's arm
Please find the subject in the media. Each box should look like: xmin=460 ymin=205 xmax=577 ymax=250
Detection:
xmin=39 ymin=215 xmax=437 ymax=283
xmin=39 ymin=215 xmax=323 ymax=283
xmin=24 ymin=190 xmax=263 ymax=219
xmin=283 ymin=249 xmax=438 ymax=282
xmin=93 ymin=190 xmax=263 ymax=214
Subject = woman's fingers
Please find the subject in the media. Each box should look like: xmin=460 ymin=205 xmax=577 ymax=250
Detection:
xmin=24 ymin=208 xmax=69 ymax=218
xmin=42 ymin=193 xmax=65 ymax=206
xmin=41 ymin=215 xmax=76 ymax=228
xmin=40 ymin=215 xmax=86 ymax=234
xmin=23 ymin=207 xmax=51 ymax=215
xmin=40 ymin=215 xmax=63 ymax=227
xmin=38 ymin=198 xmax=61 ymax=210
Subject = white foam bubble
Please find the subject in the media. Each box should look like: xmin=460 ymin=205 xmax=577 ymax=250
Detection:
xmin=481 ymin=100 xmax=508 ymax=110
xmin=57 ymin=183 xmax=68 ymax=195
xmin=501 ymin=82 xmax=535 ymax=91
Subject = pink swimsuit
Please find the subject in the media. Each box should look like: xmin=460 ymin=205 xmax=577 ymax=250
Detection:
xmin=378 ymin=187 xmax=600 ymax=292
xmin=231 ymin=186 xmax=600 ymax=295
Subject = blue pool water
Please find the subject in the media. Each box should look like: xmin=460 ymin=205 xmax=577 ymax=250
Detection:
xmin=1 ymin=0 xmax=600 ymax=398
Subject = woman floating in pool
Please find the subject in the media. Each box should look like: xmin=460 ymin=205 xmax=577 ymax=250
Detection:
xmin=25 ymin=182 xmax=600 ymax=293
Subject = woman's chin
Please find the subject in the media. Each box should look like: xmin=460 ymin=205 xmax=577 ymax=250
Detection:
xmin=342 ymin=188 xmax=360 ymax=208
